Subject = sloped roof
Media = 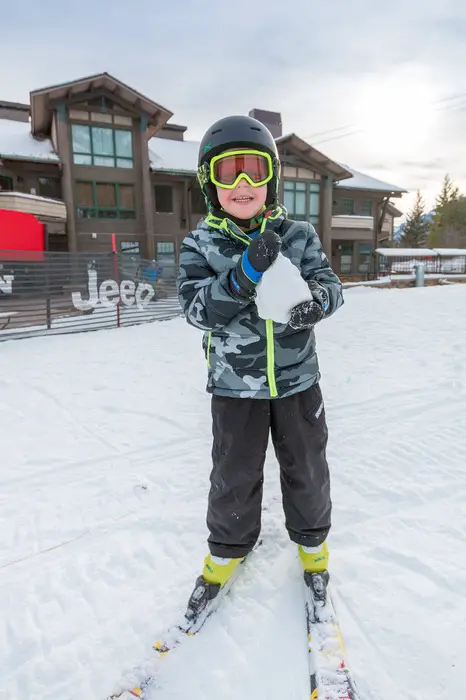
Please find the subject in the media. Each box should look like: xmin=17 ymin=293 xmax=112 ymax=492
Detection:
xmin=148 ymin=136 xmax=407 ymax=198
xmin=276 ymin=133 xmax=352 ymax=180
xmin=30 ymin=72 xmax=173 ymax=137
xmin=149 ymin=136 xmax=199 ymax=173
xmin=0 ymin=118 xmax=58 ymax=162
xmin=336 ymin=165 xmax=407 ymax=194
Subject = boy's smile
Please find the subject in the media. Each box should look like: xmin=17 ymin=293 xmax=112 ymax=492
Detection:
xmin=216 ymin=180 xmax=267 ymax=220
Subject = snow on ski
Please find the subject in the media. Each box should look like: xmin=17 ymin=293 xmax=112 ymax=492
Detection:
xmin=305 ymin=572 xmax=361 ymax=699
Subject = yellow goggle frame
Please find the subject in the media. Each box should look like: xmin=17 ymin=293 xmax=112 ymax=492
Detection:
xmin=208 ymin=149 xmax=274 ymax=189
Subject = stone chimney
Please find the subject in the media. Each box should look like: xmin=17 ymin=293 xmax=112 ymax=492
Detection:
xmin=248 ymin=109 xmax=282 ymax=138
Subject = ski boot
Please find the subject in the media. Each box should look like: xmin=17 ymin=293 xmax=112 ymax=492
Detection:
xmin=185 ymin=554 xmax=244 ymax=623
xmin=299 ymin=542 xmax=330 ymax=607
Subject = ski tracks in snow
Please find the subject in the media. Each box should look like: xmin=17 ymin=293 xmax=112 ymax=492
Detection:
xmin=1 ymin=287 xmax=466 ymax=699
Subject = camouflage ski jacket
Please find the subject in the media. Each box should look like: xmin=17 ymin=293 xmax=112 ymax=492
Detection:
xmin=177 ymin=207 xmax=343 ymax=399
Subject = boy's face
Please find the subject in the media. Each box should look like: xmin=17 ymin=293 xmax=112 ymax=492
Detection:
xmin=216 ymin=180 xmax=267 ymax=220
xmin=215 ymin=149 xmax=267 ymax=219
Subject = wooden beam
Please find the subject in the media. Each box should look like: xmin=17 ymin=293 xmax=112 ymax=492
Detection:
xmin=51 ymin=87 xmax=142 ymax=118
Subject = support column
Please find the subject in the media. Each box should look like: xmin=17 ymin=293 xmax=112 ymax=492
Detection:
xmin=372 ymin=197 xmax=390 ymax=276
xmin=54 ymin=103 xmax=77 ymax=253
xmin=320 ymin=174 xmax=333 ymax=260
xmin=140 ymin=115 xmax=155 ymax=259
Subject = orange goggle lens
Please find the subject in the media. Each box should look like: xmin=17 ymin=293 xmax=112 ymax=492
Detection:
xmin=212 ymin=152 xmax=272 ymax=187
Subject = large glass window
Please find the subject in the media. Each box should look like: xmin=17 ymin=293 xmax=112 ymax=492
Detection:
xmin=76 ymin=181 xmax=136 ymax=219
xmin=0 ymin=175 xmax=14 ymax=191
xmin=284 ymin=180 xmax=320 ymax=225
xmin=154 ymin=185 xmax=174 ymax=213
xmin=71 ymin=124 xmax=133 ymax=168
xmin=284 ymin=180 xmax=306 ymax=220
xmin=361 ymin=200 xmax=373 ymax=216
xmin=309 ymin=183 xmax=320 ymax=226
xmin=342 ymin=198 xmax=355 ymax=215
xmin=38 ymin=177 xmax=61 ymax=199
xmin=190 ymin=183 xmax=207 ymax=215
xmin=157 ymin=241 xmax=175 ymax=262
xmin=358 ymin=243 xmax=372 ymax=273
xmin=340 ymin=243 xmax=354 ymax=274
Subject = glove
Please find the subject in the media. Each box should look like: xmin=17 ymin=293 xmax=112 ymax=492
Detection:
xmin=289 ymin=281 xmax=330 ymax=330
xmin=307 ymin=280 xmax=330 ymax=312
xmin=230 ymin=229 xmax=281 ymax=298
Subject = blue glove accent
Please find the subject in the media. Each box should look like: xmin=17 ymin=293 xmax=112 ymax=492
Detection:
xmin=230 ymin=270 xmax=242 ymax=294
xmin=241 ymin=249 xmax=263 ymax=284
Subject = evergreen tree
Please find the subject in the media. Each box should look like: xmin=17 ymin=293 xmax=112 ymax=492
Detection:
xmin=401 ymin=191 xmax=429 ymax=248
xmin=435 ymin=174 xmax=459 ymax=210
xmin=429 ymin=174 xmax=461 ymax=245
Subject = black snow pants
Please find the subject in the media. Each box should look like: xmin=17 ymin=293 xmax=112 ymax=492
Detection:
xmin=207 ymin=382 xmax=332 ymax=559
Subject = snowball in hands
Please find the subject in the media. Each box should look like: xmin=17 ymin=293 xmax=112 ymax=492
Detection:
xmin=255 ymin=253 xmax=312 ymax=324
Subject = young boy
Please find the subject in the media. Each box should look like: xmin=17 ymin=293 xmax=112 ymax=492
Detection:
xmin=177 ymin=115 xmax=344 ymax=618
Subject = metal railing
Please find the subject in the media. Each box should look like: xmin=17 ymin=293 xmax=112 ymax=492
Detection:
xmin=377 ymin=253 xmax=466 ymax=277
xmin=0 ymin=251 xmax=182 ymax=341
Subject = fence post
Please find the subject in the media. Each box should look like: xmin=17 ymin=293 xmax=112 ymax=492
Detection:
xmin=44 ymin=229 xmax=52 ymax=329
xmin=112 ymin=234 xmax=120 ymax=328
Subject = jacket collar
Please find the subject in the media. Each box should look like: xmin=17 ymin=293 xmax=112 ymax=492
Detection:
xmin=201 ymin=204 xmax=287 ymax=246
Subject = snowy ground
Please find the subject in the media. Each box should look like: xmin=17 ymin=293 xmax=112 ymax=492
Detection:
xmin=1 ymin=284 xmax=465 ymax=700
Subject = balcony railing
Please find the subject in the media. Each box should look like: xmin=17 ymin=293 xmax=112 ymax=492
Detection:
xmin=332 ymin=214 xmax=373 ymax=229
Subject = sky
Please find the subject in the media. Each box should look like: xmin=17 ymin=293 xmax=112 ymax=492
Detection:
xmin=2 ymin=0 xmax=466 ymax=218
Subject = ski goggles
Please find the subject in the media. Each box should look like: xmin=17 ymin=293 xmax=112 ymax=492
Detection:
xmin=208 ymin=149 xmax=274 ymax=189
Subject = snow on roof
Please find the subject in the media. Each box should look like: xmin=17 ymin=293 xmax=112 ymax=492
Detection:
xmin=0 ymin=118 xmax=58 ymax=162
xmin=149 ymin=137 xmax=198 ymax=174
xmin=433 ymin=248 xmax=466 ymax=257
xmin=376 ymin=248 xmax=466 ymax=257
xmin=376 ymin=248 xmax=436 ymax=257
xmin=148 ymin=137 xmax=407 ymax=196
xmin=336 ymin=165 xmax=407 ymax=193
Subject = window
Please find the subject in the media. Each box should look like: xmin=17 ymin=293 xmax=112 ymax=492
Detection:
xmin=342 ymin=198 xmax=355 ymax=215
xmin=76 ymin=181 xmax=136 ymax=219
xmin=190 ymin=183 xmax=207 ymax=215
xmin=309 ymin=183 xmax=320 ymax=226
xmin=120 ymin=241 xmax=141 ymax=255
xmin=38 ymin=177 xmax=61 ymax=199
xmin=157 ymin=241 xmax=175 ymax=262
xmin=154 ymin=185 xmax=173 ymax=213
xmin=0 ymin=175 xmax=13 ymax=191
xmin=358 ymin=243 xmax=372 ymax=273
xmin=284 ymin=180 xmax=320 ymax=225
xmin=284 ymin=180 xmax=306 ymax=220
xmin=71 ymin=124 xmax=133 ymax=168
xmin=361 ymin=200 xmax=373 ymax=216
xmin=340 ymin=243 xmax=354 ymax=274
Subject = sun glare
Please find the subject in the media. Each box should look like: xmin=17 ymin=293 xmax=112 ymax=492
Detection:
xmin=352 ymin=65 xmax=439 ymax=157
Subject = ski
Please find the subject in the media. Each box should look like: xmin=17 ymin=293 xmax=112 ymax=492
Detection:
xmin=107 ymin=545 xmax=260 ymax=699
xmin=304 ymin=571 xmax=361 ymax=699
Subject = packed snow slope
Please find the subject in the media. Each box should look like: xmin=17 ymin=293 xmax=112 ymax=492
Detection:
xmin=1 ymin=284 xmax=465 ymax=700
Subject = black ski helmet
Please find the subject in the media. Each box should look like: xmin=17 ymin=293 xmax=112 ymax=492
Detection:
xmin=197 ymin=115 xmax=280 ymax=212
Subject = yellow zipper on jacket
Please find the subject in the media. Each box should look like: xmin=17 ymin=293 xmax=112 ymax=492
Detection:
xmin=265 ymin=319 xmax=278 ymax=397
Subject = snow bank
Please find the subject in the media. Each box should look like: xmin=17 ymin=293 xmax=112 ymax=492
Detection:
xmin=1 ymin=285 xmax=465 ymax=700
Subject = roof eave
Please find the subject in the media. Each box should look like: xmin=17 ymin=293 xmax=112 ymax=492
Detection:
xmin=276 ymin=133 xmax=353 ymax=181
xmin=337 ymin=184 xmax=407 ymax=197
xmin=0 ymin=153 xmax=60 ymax=164
xmin=30 ymin=72 xmax=173 ymax=137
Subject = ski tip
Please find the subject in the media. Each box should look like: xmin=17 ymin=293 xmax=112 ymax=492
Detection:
xmin=129 ymin=689 xmax=142 ymax=697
